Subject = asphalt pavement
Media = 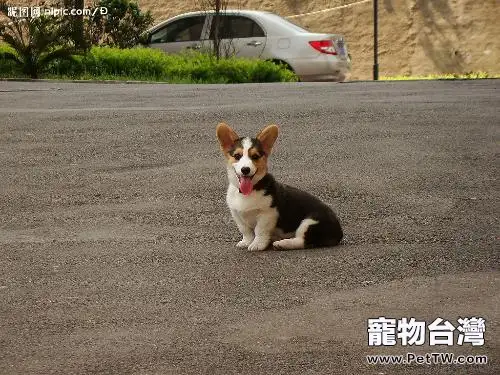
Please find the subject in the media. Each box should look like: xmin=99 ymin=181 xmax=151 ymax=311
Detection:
xmin=0 ymin=79 xmax=499 ymax=375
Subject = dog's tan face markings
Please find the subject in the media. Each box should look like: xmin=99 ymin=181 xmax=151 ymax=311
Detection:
xmin=248 ymin=146 xmax=268 ymax=176
xmin=216 ymin=122 xmax=279 ymax=182
xmin=248 ymin=147 xmax=262 ymax=160
xmin=227 ymin=146 xmax=244 ymax=164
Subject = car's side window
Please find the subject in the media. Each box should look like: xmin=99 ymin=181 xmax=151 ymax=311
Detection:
xmin=210 ymin=15 xmax=265 ymax=39
xmin=150 ymin=27 xmax=168 ymax=43
xmin=150 ymin=16 xmax=205 ymax=43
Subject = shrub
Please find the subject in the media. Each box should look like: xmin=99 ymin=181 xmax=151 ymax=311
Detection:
xmin=44 ymin=46 xmax=298 ymax=83
xmin=0 ymin=2 xmax=80 ymax=78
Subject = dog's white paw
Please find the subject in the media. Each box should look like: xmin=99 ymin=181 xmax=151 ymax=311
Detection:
xmin=272 ymin=240 xmax=285 ymax=250
xmin=248 ymin=237 xmax=270 ymax=251
xmin=236 ymin=238 xmax=253 ymax=248
xmin=273 ymin=237 xmax=305 ymax=250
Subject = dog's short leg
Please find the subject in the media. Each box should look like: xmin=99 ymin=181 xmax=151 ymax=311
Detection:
xmin=237 ymin=235 xmax=254 ymax=248
xmin=271 ymin=228 xmax=294 ymax=242
xmin=230 ymin=209 xmax=254 ymax=247
xmin=273 ymin=218 xmax=318 ymax=250
xmin=248 ymin=211 xmax=278 ymax=251
xmin=272 ymin=237 xmax=305 ymax=250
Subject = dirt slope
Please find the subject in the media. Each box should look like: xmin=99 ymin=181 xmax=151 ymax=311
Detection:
xmin=138 ymin=0 xmax=500 ymax=80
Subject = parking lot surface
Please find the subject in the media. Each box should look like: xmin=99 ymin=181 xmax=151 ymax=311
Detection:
xmin=0 ymin=80 xmax=499 ymax=374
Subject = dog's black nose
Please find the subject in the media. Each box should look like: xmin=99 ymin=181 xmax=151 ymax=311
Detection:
xmin=241 ymin=167 xmax=251 ymax=175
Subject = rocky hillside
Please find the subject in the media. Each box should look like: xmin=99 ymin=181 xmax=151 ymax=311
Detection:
xmin=139 ymin=0 xmax=500 ymax=80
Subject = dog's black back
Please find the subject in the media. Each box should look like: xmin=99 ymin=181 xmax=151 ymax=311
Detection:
xmin=255 ymin=173 xmax=343 ymax=247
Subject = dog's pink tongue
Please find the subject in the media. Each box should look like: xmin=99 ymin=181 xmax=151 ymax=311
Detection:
xmin=239 ymin=177 xmax=253 ymax=196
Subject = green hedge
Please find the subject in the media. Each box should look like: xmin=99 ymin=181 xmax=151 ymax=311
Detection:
xmin=0 ymin=45 xmax=298 ymax=83
xmin=0 ymin=44 xmax=20 ymax=77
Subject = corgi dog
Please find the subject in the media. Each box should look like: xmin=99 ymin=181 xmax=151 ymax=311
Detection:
xmin=216 ymin=123 xmax=343 ymax=251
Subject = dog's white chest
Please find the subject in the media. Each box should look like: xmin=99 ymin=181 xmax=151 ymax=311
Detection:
xmin=226 ymin=185 xmax=276 ymax=228
xmin=227 ymin=186 xmax=272 ymax=209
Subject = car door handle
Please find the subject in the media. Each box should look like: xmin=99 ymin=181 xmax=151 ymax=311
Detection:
xmin=246 ymin=40 xmax=262 ymax=46
xmin=187 ymin=44 xmax=201 ymax=50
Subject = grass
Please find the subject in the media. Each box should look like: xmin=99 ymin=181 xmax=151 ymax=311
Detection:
xmin=0 ymin=44 xmax=298 ymax=83
xmin=2 ymin=43 xmax=498 ymax=83
xmin=381 ymin=72 xmax=500 ymax=80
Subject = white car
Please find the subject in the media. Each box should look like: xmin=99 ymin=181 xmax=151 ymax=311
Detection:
xmin=145 ymin=10 xmax=351 ymax=82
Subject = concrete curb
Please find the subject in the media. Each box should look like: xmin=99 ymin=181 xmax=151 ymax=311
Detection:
xmin=1 ymin=77 xmax=498 ymax=85
xmin=0 ymin=77 xmax=173 ymax=84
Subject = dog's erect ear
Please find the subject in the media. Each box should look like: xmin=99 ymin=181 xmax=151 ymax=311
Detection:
xmin=256 ymin=124 xmax=279 ymax=155
xmin=216 ymin=123 xmax=239 ymax=152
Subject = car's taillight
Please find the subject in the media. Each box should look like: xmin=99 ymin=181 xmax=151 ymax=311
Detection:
xmin=309 ymin=40 xmax=337 ymax=55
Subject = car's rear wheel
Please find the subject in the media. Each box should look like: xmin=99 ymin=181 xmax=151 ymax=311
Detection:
xmin=269 ymin=59 xmax=299 ymax=81
xmin=269 ymin=59 xmax=294 ymax=72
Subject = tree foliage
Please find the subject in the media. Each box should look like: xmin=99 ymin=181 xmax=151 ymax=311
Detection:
xmin=0 ymin=1 xmax=80 ymax=78
xmin=88 ymin=0 xmax=153 ymax=48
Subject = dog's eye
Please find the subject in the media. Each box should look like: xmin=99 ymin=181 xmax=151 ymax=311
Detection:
xmin=251 ymin=154 xmax=260 ymax=160
xmin=233 ymin=153 xmax=242 ymax=160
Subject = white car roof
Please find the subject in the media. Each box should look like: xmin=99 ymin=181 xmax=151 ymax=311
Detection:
xmin=148 ymin=9 xmax=310 ymax=36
